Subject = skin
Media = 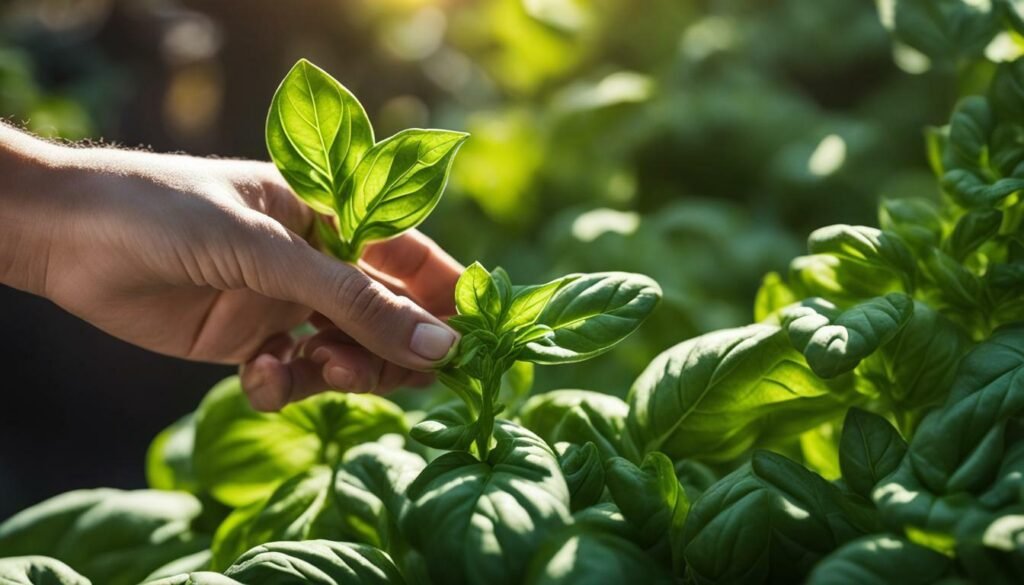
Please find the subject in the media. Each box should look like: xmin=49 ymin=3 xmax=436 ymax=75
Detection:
xmin=0 ymin=123 xmax=462 ymax=411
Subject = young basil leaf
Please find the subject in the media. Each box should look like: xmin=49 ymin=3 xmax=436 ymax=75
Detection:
xmin=401 ymin=420 xmax=570 ymax=585
xmin=338 ymin=128 xmax=468 ymax=256
xmin=681 ymin=451 xmax=876 ymax=585
xmin=942 ymin=96 xmax=1024 ymax=207
xmin=753 ymin=271 xmax=797 ymax=323
xmin=501 ymin=275 xmax=576 ymax=332
xmin=0 ymin=556 xmax=91 ymax=585
xmin=921 ymin=247 xmax=984 ymax=311
xmin=781 ymin=293 xmax=914 ymax=379
xmin=193 ymin=376 xmax=406 ymax=507
xmin=454 ymin=262 xmax=503 ymax=328
xmin=266 ymin=59 xmax=373 ymax=216
xmin=556 ymin=442 xmax=606 ymax=512
xmin=805 ymin=535 xmax=956 ymax=585
xmin=519 ymin=272 xmax=661 ymax=364
xmin=838 ymin=408 xmax=907 ymax=500
xmin=605 ymin=452 xmax=690 ymax=573
xmin=0 ymin=489 xmax=207 ymax=585
xmin=410 ymin=402 xmax=479 ymax=451
xmin=146 ymin=412 xmax=198 ymax=493
xmin=223 ymin=540 xmax=406 ymax=585
xmin=524 ymin=525 xmax=675 ymax=585
xmin=625 ymin=325 xmax=852 ymax=463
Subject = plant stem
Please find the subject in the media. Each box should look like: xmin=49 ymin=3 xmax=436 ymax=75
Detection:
xmin=475 ymin=371 xmax=501 ymax=460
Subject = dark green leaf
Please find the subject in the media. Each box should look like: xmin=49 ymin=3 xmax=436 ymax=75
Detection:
xmin=0 ymin=556 xmax=91 ymax=585
xmin=223 ymin=540 xmax=405 ymax=585
xmin=411 ymin=402 xmax=478 ymax=451
xmin=556 ymin=442 xmax=606 ymax=512
xmin=806 ymin=535 xmax=957 ymax=585
xmin=782 ymin=293 xmax=914 ymax=378
xmin=518 ymin=390 xmax=628 ymax=460
xmin=839 ymin=409 xmax=908 ymax=500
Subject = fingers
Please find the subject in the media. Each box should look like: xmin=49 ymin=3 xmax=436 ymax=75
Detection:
xmin=273 ymin=244 xmax=460 ymax=372
xmin=361 ymin=231 xmax=463 ymax=316
xmin=240 ymin=327 xmax=433 ymax=412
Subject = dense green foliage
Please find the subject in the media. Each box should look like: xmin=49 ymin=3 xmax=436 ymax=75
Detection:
xmin=7 ymin=2 xmax=1024 ymax=583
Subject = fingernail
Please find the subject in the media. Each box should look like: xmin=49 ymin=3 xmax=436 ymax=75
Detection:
xmin=310 ymin=347 xmax=330 ymax=364
xmin=327 ymin=365 xmax=355 ymax=390
xmin=410 ymin=323 xmax=457 ymax=361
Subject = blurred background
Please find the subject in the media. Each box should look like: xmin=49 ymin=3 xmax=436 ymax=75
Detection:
xmin=0 ymin=0 xmax=956 ymax=519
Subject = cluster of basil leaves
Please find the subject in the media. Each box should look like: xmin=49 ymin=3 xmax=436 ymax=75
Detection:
xmin=8 ymin=16 xmax=1024 ymax=583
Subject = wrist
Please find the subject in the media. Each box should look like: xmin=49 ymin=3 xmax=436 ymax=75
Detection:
xmin=0 ymin=125 xmax=80 ymax=296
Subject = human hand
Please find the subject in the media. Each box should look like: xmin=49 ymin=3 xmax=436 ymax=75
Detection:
xmin=0 ymin=128 xmax=462 ymax=411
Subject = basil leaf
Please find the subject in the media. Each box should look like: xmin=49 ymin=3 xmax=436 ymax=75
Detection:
xmin=266 ymin=59 xmax=373 ymax=216
xmin=193 ymin=376 xmax=405 ymax=507
xmin=339 ymin=128 xmax=468 ymax=255
xmin=807 ymin=225 xmax=916 ymax=281
xmin=605 ymin=452 xmax=689 ymax=572
xmin=223 ymin=540 xmax=405 ymax=585
xmin=839 ymin=408 xmax=908 ymax=500
xmin=681 ymin=451 xmax=876 ymax=585
xmin=454 ymin=262 xmax=503 ymax=328
xmin=0 ymin=489 xmax=207 ymax=585
xmin=806 ymin=535 xmax=956 ymax=585
xmin=146 ymin=412 xmax=198 ymax=493
xmin=401 ymin=420 xmax=570 ymax=585
xmin=781 ymin=293 xmax=914 ymax=378
xmin=520 ymin=272 xmax=661 ymax=364
xmin=753 ymin=271 xmax=797 ymax=323
xmin=518 ymin=390 xmax=628 ymax=460
xmin=0 ymin=556 xmax=91 ymax=585
xmin=625 ymin=325 xmax=851 ymax=463
xmin=410 ymin=402 xmax=479 ymax=451
xmin=501 ymin=275 xmax=576 ymax=332
xmin=556 ymin=442 xmax=606 ymax=512
xmin=524 ymin=526 xmax=675 ymax=585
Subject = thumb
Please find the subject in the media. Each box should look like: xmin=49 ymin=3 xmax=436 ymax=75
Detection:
xmin=280 ymin=241 xmax=459 ymax=371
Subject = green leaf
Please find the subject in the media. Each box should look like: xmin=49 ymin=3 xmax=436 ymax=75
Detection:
xmin=753 ymin=271 xmax=796 ymax=323
xmin=146 ymin=412 xmax=198 ymax=493
xmin=223 ymin=540 xmax=405 ymax=585
xmin=556 ymin=442 xmax=606 ymax=513
xmin=193 ymin=376 xmax=405 ymax=507
xmin=806 ymin=535 xmax=957 ymax=585
xmin=339 ymin=128 xmax=468 ymax=255
xmin=681 ymin=451 xmax=875 ymax=585
xmin=142 ymin=550 xmax=213 ymax=583
xmin=454 ymin=262 xmax=503 ymax=329
xmin=625 ymin=325 xmax=852 ymax=463
xmin=211 ymin=442 xmax=425 ymax=570
xmin=605 ymin=452 xmax=689 ymax=572
xmin=878 ymin=198 xmax=944 ymax=253
xmin=800 ymin=421 xmax=842 ymax=481
xmin=143 ymin=573 xmax=240 ymax=585
xmin=0 ymin=556 xmax=91 ymax=585
xmin=781 ymin=293 xmax=914 ymax=378
xmin=410 ymin=402 xmax=479 ymax=451
xmin=518 ymin=390 xmax=628 ymax=460
xmin=0 ymin=489 xmax=207 ymax=585
xmin=885 ymin=0 xmax=1001 ymax=60
xmin=839 ymin=409 xmax=908 ymax=500
xmin=501 ymin=276 xmax=576 ymax=332
xmin=856 ymin=301 xmax=970 ymax=417
xmin=807 ymin=225 xmax=916 ymax=281
xmin=266 ymin=59 xmax=373 ymax=216
xmin=947 ymin=208 xmax=1003 ymax=261
xmin=401 ymin=420 xmax=571 ymax=585
xmin=922 ymin=248 xmax=984 ymax=311
xmin=524 ymin=526 xmax=675 ymax=585
xmin=520 ymin=272 xmax=661 ymax=364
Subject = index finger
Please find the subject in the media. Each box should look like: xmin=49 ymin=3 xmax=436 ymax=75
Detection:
xmin=360 ymin=231 xmax=462 ymax=317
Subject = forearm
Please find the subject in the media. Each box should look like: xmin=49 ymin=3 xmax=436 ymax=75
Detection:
xmin=0 ymin=124 xmax=76 ymax=296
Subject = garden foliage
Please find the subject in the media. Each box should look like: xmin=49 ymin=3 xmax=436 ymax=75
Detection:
xmin=5 ymin=3 xmax=1024 ymax=583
